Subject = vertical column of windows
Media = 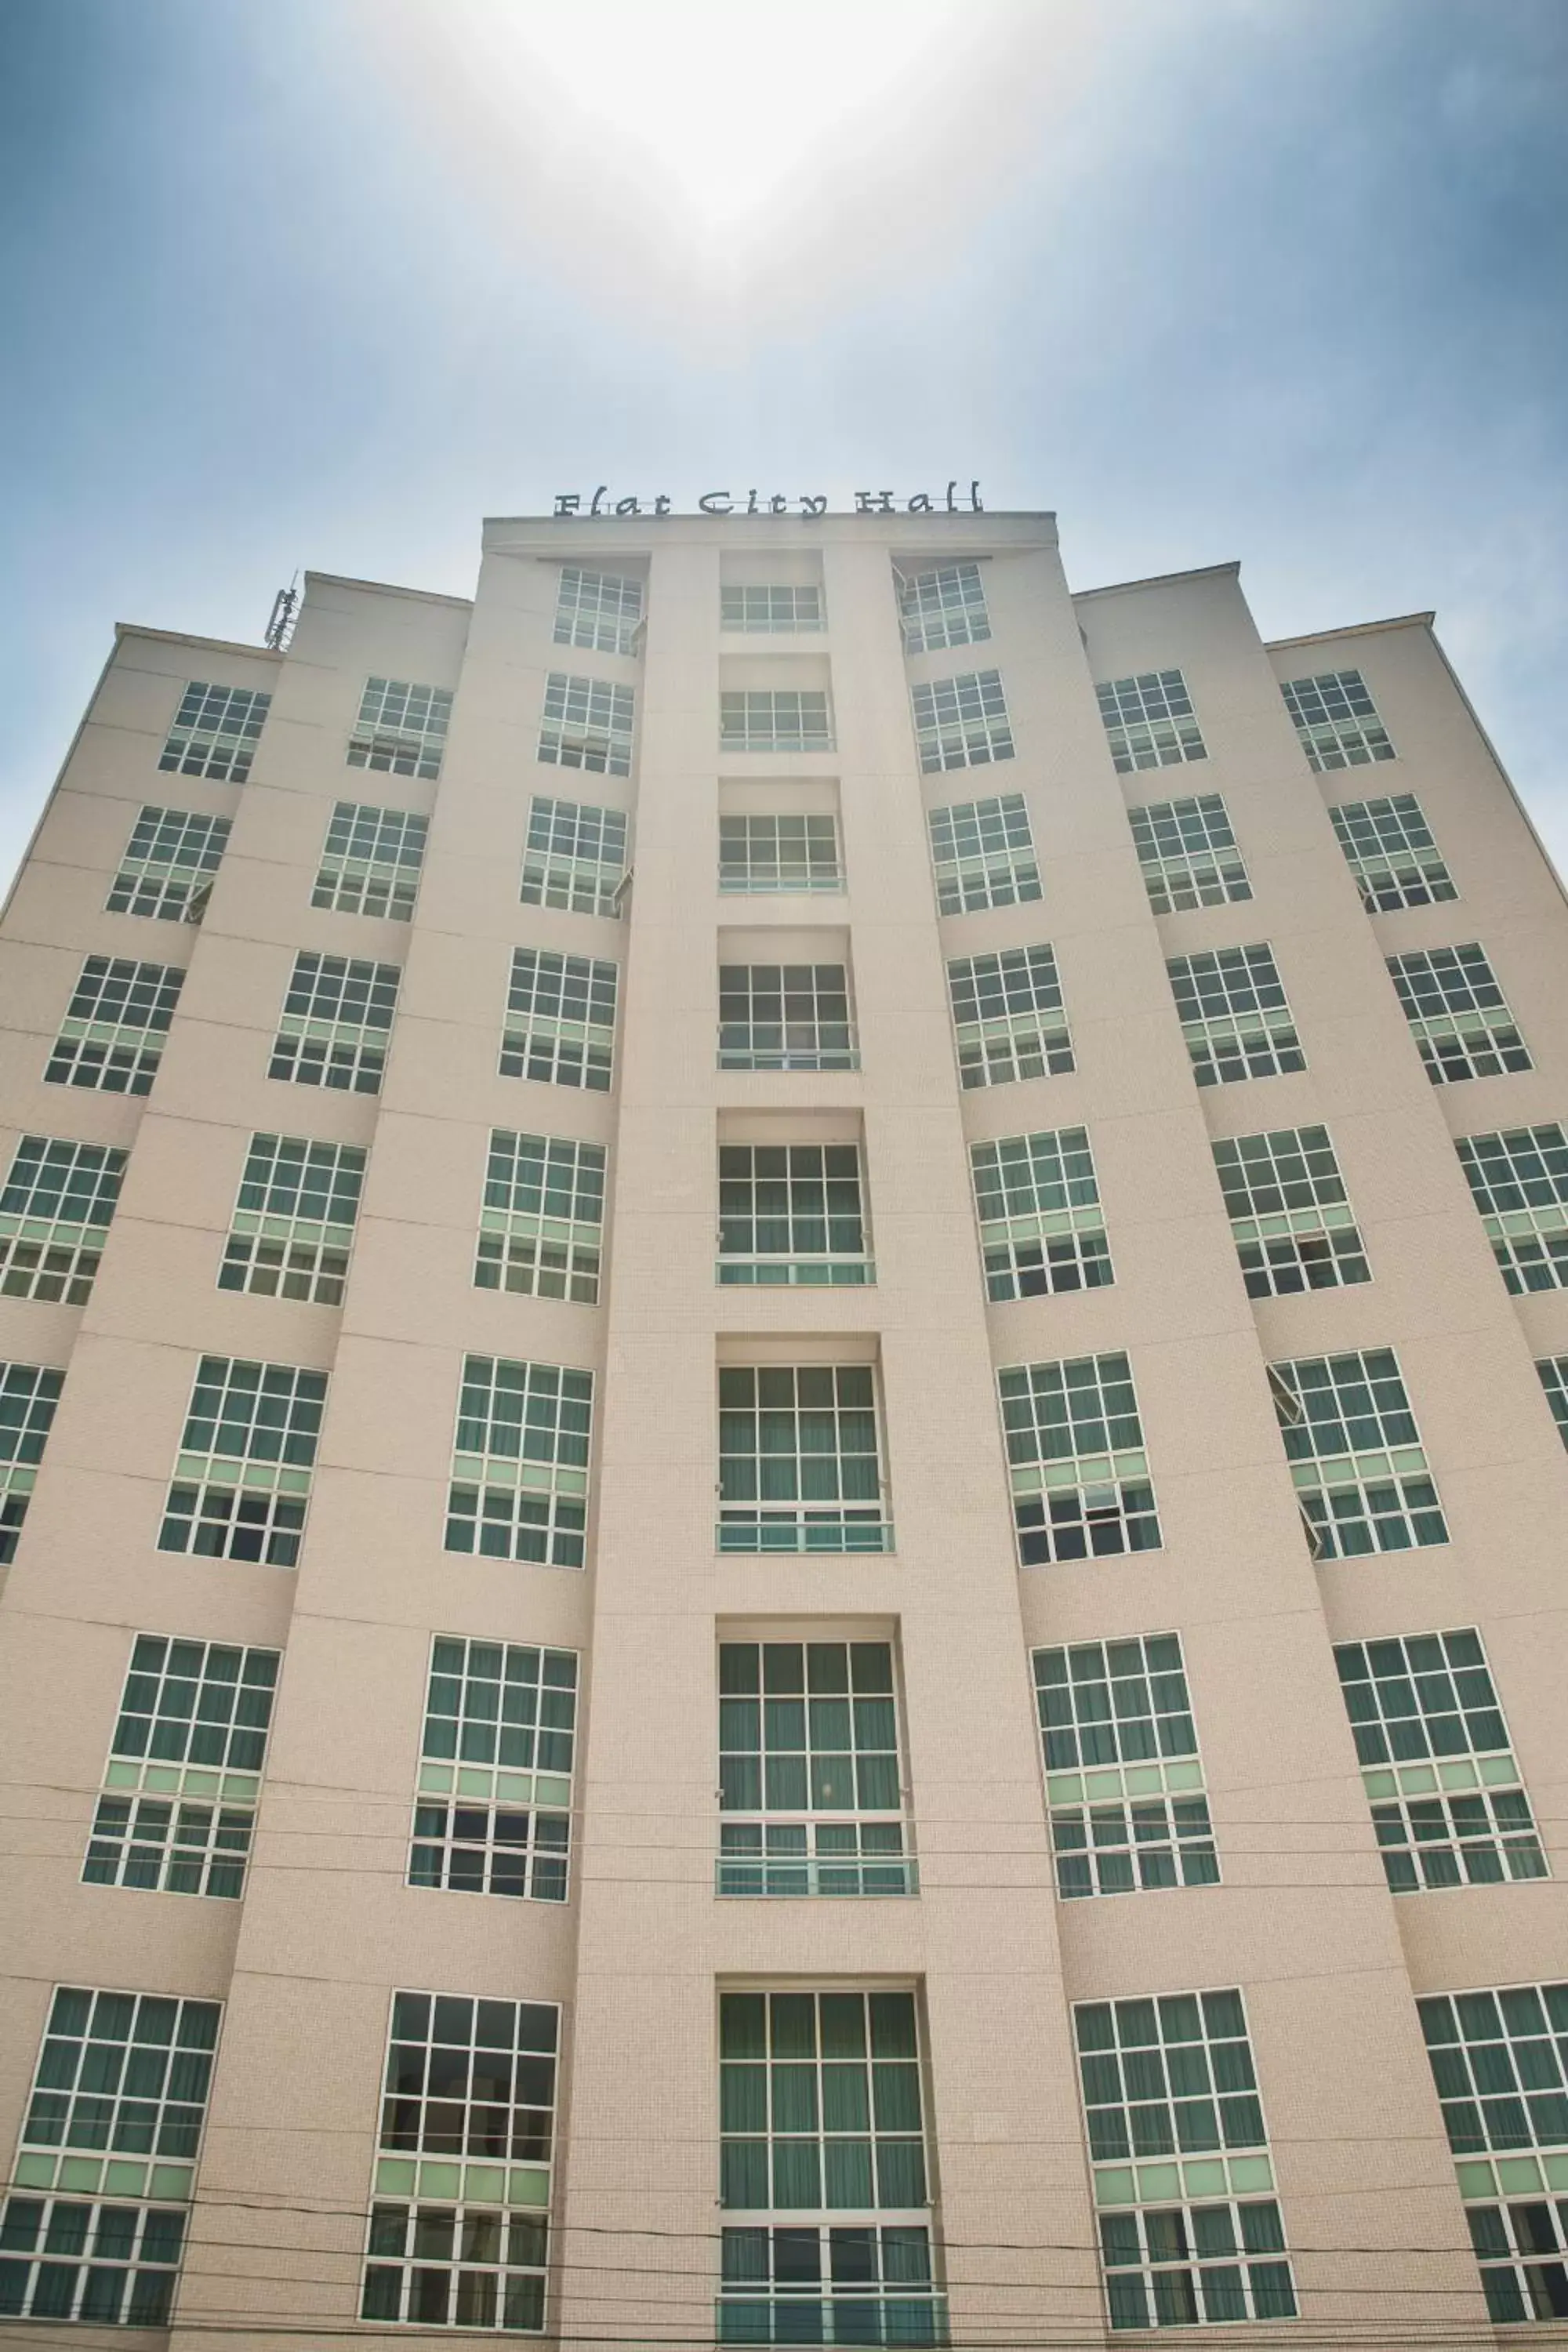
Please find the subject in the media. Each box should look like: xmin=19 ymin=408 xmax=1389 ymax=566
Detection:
xmin=268 ymin=951 xmax=400 ymax=1094
xmin=218 ymin=1133 xmax=365 ymax=1305
xmin=444 ymin=1355 xmax=591 ymax=1566
xmin=312 ymin=801 xmax=429 ymax=920
xmin=45 ymin=957 xmax=183 ymax=1096
xmin=717 ymin=1367 xmax=889 ymax=1552
xmin=363 ymin=1993 xmax=558 ymax=2332
xmin=720 ymin=692 xmax=833 ymax=753
xmin=475 ymin=1131 xmax=605 ymax=1303
xmin=1418 ymin=1983 xmax=1568 ymax=2325
xmin=1388 ymin=943 xmax=1531 ymax=1083
xmin=897 ymin=562 xmax=989 ymax=654
xmin=718 ymin=1990 xmax=943 ymax=2348
xmin=1166 ymin=946 xmax=1305 ymax=1087
xmin=1211 ymin=1126 xmax=1370 ymax=1298
xmin=717 ymin=1145 xmax=871 ymax=1287
xmin=718 ymin=966 xmax=857 ymax=1073
xmin=106 ymin=807 xmax=230 ymax=923
xmin=1128 ymin=795 xmax=1248 ymax=913
xmin=520 ymin=795 xmax=627 ymax=916
xmin=1330 ymin=791 xmax=1456 ymax=909
xmin=1074 ymin=1991 xmax=1295 ymax=2331
xmin=554 ymin=567 xmax=642 ymax=655
xmin=0 ymin=1362 xmax=64 ymax=1563
xmin=83 ymin=1637 xmax=279 ymax=1900
xmin=0 ymin=1136 xmax=126 ymax=1305
xmin=926 ymin=791 xmax=1040 ymax=914
xmin=1279 ymin=668 xmax=1393 ymax=771
xmin=0 ymin=1986 xmax=220 ymax=2325
xmin=157 ymin=1355 xmax=327 ymax=1566
xmin=158 ymin=682 xmax=270 ymax=781
xmin=946 ymin=946 xmax=1073 ymax=1089
xmin=998 ymin=1352 xmax=1160 ymax=1565
xmin=1268 ymin=1348 xmax=1446 ymax=1558
xmin=1333 ymin=1632 xmax=1544 ymax=1893
xmin=1456 ymin=1124 xmax=1568 ymax=1295
xmin=717 ymin=1641 xmax=911 ymax=1896
xmin=910 ymin=671 xmax=1011 ymax=771
xmin=1097 ymin=671 xmax=1206 ymax=773
xmin=409 ymin=1639 xmax=578 ymax=1904
xmin=1035 ymin=1637 xmax=1216 ymax=1898
xmin=501 ymin=949 xmax=617 ymax=1092
xmin=969 ymin=1127 xmax=1110 ymax=1300
xmin=347 ymin=678 xmax=452 ymax=779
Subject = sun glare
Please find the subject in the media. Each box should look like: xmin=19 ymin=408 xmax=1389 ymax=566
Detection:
xmin=448 ymin=0 xmax=972 ymax=231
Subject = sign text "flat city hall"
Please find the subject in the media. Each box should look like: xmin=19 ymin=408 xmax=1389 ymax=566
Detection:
xmin=553 ymin=482 xmax=985 ymax=518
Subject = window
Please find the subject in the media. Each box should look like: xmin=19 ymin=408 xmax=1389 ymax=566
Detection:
xmin=2 ymin=1984 xmax=220 ymax=2323
xmin=107 ymin=806 xmax=230 ymax=923
xmin=1075 ymin=1991 xmax=1294 ymax=2333
xmin=1269 ymin=1347 xmax=1446 ymax=1559
xmin=0 ymin=1362 xmax=64 ymax=1565
xmin=520 ymin=794 xmax=627 ymax=917
xmin=348 ymin=677 xmax=452 ymax=781
xmin=408 ymin=1639 xmax=578 ymax=1905
xmin=1388 ymin=942 xmax=1530 ymax=1083
xmin=1330 ymin=791 xmax=1455 ymax=911
xmin=1035 ymin=1637 xmax=1216 ymax=1900
xmin=1128 ymin=795 xmax=1249 ymax=914
xmin=718 ymin=1144 xmax=871 ymax=1287
xmin=926 ymin=792 xmax=1040 ymax=915
xmin=1540 ymin=1357 xmax=1568 ymax=1451
xmin=475 ymin=1131 xmax=605 ymax=1304
xmin=1096 ymin=671 xmax=1206 ymax=774
xmin=1417 ymin=1981 xmax=1568 ymax=2325
xmin=970 ymin=1127 xmax=1111 ymax=1302
xmin=268 ymin=950 xmax=400 ymax=1094
xmin=898 ymin=561 xmax=990 ymax=655
xmin=1280 ymin=668 xmax=1394 ymax=771
xmin=362 ymin=1991 xmax=558 ymax=2333
xmin=1456 ymin=1124 xmax=1568 ymax=1295
xmin=312 ymin=800 xmax=428 ymax=920
xmin=909 ymin=670 xmax=1012 ymax=772
xmin=717 ymin=1367 xmax=889 ymax=1552
xmin=218 ymin=1132 xmax=365 ymax=1306
xmin=720 ymin=691 xmax=834 ymax=754
xmin=159 ymin=681 xmax=270 ymax=782
xmin=722 ymin=585 xmax=823 ymax=633
xmin=718 ymin=965 xmax=857 ymax=1072
xmin=45 ymin=956 xmax=183 ymax=1096
xmin=1334 ymin=1631 xmax=1544 ymax=1894
xmin=537 ymin=672 xmax=634 ymax=777
xmin=719 ymin=814 xmax=842 ymax=895
xmin=501 ymin=948 xmax=617 ymax=1092
xmin=998 ymin=1352 xmax=1160 ymax=1566
xmin=717 ymin=1991 xmax=943 ymax=2349
xmin=1167 ymin=943 xmax=1305 ymax=1087
xmin=718 ymin=1640 xmax=913 ymax=1896
xmin=1211 ymin=1125 xmax=1370 ymax=1298
xmin=158 ymin=1354 xmax=327 ymax=1568
xmin=554 ymin=565 xmax=642 ymax=655
xmin=0 ymin=1135 xmax=127 ymax=1306
xmin=83 ymin=1636 xmax=279 ymax=1901
xmin=946 ymin=944 xmax=1073 ymax=1090
xmin=445 ymin=1354 xmax=591 ymax=1568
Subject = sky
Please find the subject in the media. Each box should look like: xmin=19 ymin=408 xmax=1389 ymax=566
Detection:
xmin=1 ymin=0 xmax=1566 ymax=887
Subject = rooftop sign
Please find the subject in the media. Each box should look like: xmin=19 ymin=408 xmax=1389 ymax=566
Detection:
xmin=552 ymin=482 xmax=984 ymax=518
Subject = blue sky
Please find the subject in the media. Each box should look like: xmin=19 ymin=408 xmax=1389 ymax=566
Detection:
xmin=2 ymin=0 xmax=1566 ymax=885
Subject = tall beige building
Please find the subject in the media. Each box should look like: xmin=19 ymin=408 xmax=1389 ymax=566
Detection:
xmin=2 ymin=503 xmax=1567 ymax=2350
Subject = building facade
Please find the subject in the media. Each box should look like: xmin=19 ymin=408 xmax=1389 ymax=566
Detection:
xmin=2 ymin=506 xmax=1567 ymax=2347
